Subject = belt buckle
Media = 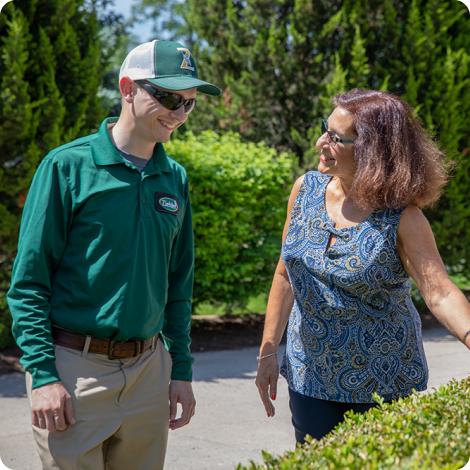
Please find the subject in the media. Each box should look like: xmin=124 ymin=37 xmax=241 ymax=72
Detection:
xmin=107 ymin=340 xmax=118 ymax=360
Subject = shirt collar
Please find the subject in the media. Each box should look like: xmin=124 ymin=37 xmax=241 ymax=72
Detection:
xmin=91 ymin=117 xmax=172 ymax=175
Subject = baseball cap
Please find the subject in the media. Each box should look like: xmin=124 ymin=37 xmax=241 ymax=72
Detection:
xmin=119 ymin=39 xmax=221 ymax=96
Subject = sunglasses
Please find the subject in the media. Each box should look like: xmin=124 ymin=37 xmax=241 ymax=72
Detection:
xmin=321 ymin=119 xmax=355 ymax=145
xmin=135 ymin=80 xmax=196 ymax=114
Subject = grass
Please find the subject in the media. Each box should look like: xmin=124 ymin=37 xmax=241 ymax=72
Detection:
xmin=193 ymin=293 xmax=267 ymax=316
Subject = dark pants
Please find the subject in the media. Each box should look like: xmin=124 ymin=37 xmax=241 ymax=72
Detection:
xmin=288 ymin=388 xmax=377 ymax=443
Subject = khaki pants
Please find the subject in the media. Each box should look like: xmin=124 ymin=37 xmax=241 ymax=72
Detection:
xmin=26 ymin=339 xmax=172 ymax=470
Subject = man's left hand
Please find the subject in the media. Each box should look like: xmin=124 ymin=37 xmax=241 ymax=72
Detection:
xmin=169 ymin=380 xmax=196 ymax=430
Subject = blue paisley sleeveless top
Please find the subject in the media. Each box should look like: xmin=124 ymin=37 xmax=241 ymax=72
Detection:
xmin=280 ymin=171 xmax=428 ymax=403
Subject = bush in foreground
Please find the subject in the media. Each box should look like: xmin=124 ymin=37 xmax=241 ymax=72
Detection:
xmin=239 ymin=377 xmax=470 ymax=470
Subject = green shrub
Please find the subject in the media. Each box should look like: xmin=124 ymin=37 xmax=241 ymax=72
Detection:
xmin=166 ymin=130 xmax=295 ymax=310
xmin=0 ymin=0 xmax=113 ymax=349
xmin=239 ymin=377 xmax=470 ymax=470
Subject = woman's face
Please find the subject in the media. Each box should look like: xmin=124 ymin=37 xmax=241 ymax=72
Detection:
xmin=316 ymin=106 xmax=357 ymax=179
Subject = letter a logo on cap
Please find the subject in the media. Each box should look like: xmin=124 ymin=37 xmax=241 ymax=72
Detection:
xmin=177 ymin=48 xmax=195 ymax=71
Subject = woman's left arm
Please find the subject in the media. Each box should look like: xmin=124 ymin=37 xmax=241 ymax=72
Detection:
xmin=397 ymin=206 xmax=470 ymax=349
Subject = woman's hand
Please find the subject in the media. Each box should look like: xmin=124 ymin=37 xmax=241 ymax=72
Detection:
xmin=255 ymin=354 xmax=279 ymax=417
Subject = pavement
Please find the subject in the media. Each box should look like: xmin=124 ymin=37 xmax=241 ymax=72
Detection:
xmin=0 ymin=327 xmax=469 ymax=470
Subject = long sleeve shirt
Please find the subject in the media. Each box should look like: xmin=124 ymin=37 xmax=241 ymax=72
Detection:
xmin=7 ymin=117 xmax=194 ymax=389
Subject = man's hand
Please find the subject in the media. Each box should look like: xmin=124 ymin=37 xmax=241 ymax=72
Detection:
xmin=31 ymin=381 xmax=75 ymax=432
xmin=169 ymin=380 xmax=195 ymax=430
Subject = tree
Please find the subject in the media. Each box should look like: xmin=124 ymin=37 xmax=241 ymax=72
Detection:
xmin=135 ymin=0 xmax=469 ymax=274
xmin=130 ymin=0 xmax=195 ymax=46
xmin=0 ymin=0 xmax=125 ymax=347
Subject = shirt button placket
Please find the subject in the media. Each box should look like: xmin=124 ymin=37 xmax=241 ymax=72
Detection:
xmin=139 ymin=174 xmax=145 ymax=217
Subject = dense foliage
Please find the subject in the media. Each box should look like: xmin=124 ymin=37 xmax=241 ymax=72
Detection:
xmin=1 ymin=1 xmax=469 ymax=347
xmin=0 ymin=0 xmax=122 ymax=347
xmin=135 ymin=0 xmax=470 ymax=274
xmin=166 ymin=131 xmax=294 ymax=309
xmin=239 ymin=377 xmax=470 ymax=470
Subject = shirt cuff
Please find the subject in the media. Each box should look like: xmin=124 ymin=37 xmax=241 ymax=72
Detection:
xmin=29 ymin=360 xmax=61 ymax=389
xmin=170 ymin=358 xmax=193 ymax=382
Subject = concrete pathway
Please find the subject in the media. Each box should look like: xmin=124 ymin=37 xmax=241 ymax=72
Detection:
xmin=0 ymin=328 xmax=468 ymax=470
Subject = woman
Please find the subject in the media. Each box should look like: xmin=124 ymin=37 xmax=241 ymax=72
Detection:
xmin=255 ymin=89 xmax=470 ymax=444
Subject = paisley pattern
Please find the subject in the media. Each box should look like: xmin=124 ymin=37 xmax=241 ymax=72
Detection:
xmin=280 ymin=171 xmax=428 ymax=403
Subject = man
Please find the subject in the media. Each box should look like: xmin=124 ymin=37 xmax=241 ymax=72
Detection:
xmin=7 ymin=39 xmax=220 ymax=469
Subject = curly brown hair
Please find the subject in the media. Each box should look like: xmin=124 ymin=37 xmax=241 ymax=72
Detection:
xmin=332 ymin=89 xmax=448 ymax=210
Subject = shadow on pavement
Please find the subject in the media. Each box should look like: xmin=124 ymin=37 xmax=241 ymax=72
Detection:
xmin=0 ymin=330 xmax=458 ymax=393
xmin=422 ymin=327 xmax=458 ymax=342
xmin=192 ymin=346 xmax=285 ymax=382
xmin=0 ymin=348 xmax=265 ymax=393
xmin=0 ymin=373 xmax=26 ymax=398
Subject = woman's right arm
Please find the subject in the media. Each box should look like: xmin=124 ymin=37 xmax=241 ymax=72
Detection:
xmin=255 ymin=175 xmax=304 ymax=417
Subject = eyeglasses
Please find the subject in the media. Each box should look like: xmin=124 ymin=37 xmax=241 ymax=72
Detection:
xmin=135 ymin=80 xmax=196 ymax=114
xmin=321 ymin=119 xmax=355 ymax=146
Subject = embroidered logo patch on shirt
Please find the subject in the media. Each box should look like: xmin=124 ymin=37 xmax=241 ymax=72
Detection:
xmin=155 ymin=192 xmax=179 ymax=215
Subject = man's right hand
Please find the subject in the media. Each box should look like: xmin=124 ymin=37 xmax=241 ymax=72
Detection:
xmin=31 ymin=381 xmax=75 ymax=432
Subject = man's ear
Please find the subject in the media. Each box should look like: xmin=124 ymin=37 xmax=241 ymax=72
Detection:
xmin=120 ymin=77 xmax=135 ymax=103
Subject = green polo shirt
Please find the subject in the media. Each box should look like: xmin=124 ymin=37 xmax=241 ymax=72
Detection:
xmin=7 ymin=117 xmax=194 ymax=389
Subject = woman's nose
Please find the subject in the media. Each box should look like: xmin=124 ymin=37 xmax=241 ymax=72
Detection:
xmin=315 ymin=133 xmax=328 ymax=149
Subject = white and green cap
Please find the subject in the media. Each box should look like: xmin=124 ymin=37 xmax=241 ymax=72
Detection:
xmin=119 ymin=39 xmax=221 ymax=96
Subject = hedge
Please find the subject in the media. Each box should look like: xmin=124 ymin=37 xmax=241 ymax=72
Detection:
xmin=239 ymin=377 xmax=470 ymax=470
xmin=166 ymin=130 xmax=294 ymax=309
